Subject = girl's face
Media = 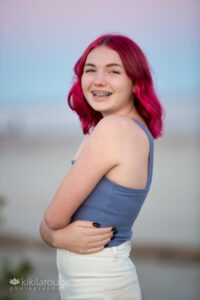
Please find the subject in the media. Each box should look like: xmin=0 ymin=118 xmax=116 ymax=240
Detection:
xmin=81 ymin=46 xmax=134 ymax=117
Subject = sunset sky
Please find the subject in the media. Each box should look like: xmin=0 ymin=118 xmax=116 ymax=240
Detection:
xmin=0 ymin=0 xmax=199 ymax=103
xmin=0 ymin=0 xmax=200 ymax=136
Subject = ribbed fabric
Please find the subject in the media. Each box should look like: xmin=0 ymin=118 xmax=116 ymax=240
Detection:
xmin=71 ymin=118 xmax=154 ymax=247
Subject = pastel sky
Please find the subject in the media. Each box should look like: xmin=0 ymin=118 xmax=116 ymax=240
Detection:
xmin=0 ymin=0 xmax=199 ymax=106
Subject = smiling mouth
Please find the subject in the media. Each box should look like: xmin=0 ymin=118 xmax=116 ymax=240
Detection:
xmin=91 ymin=91 xmax=112 ymax=97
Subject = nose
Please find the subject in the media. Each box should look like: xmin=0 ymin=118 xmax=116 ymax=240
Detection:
xmin=93 ymin=72 xmax=106 ymax=86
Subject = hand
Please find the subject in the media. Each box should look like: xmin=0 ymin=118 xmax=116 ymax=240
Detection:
xmin=53 ymin=220 xmax=115 ymax=254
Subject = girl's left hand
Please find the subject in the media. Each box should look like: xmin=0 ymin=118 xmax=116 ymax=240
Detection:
xmin=40 ymin=220 xmax=115 ymax=254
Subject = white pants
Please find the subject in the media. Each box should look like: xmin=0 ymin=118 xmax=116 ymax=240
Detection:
xmin=56 ymin=241 xmax=142 ymax=300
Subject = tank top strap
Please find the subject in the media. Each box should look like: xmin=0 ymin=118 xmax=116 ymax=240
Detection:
xmin=131 ymin=117 xmax=154 ymax=189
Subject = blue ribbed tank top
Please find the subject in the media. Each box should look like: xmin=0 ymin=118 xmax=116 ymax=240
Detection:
xmin=71 ymin=117 xmax=154 ymax=247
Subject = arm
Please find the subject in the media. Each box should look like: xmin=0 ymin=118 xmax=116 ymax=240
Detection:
xmin=39 ymin=219 xmax=114 ymax=254
xmin=44 ymin=116 xmax=122 ymax=230
xmin=40 ymin=219 xmax=56 ymax=247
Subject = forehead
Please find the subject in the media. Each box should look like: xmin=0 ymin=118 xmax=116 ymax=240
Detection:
xmin=85 ymin=46 xmax=122 ymax=65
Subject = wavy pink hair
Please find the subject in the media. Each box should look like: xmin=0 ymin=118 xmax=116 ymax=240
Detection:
xmin=68 ymin=34 xmax=164 ymax=138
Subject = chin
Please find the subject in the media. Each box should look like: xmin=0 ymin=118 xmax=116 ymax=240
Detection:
xmin=88 ymin=100 xmax=108 ymax=110
xmin=93 ymin=105 xmax=111 ymax=114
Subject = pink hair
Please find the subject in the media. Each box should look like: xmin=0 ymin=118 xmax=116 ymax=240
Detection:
xmin=68 ymin=34 xmax=164 ymax=138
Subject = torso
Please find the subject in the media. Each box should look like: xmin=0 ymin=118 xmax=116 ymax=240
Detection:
xmin=73 ymin=116 xmax=150 ymax=190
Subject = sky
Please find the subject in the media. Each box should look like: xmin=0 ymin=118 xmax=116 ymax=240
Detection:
xmin=0 ymin=0 xmax=200 ymax=134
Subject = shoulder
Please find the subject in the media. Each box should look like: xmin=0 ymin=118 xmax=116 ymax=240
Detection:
xmin=96 ymin=114 xmax=133 ymax=128
xmin=92 ymin=115 xmax=147 ymax=144
xmin=77 ymin=116 xmax=129 ymax=167
xmin=92 ymin=115 xmax=133 ymax=135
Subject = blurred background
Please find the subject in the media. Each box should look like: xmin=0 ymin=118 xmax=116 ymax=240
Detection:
xmin=0 ymin=0 xmax=200 ymax=299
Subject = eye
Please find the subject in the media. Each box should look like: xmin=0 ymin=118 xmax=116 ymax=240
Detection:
xmin=84 ymin=69 xmax=96 ymax=73
xmin=109 ymin=70 xmax=121 ymax=74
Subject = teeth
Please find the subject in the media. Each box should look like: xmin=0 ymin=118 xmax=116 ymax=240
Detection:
xmin=92 ymin=91 xmax=112 ymax=97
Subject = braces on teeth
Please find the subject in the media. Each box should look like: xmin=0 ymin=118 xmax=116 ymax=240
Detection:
xmin=92 ymin=91 xmax=112 ymax=96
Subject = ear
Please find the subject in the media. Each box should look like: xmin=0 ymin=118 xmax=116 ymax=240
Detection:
xmin=132 ymin=85 xmax=135 ymax=93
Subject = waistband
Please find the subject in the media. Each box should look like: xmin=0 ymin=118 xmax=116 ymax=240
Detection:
xmin=58 ymin=240 xmax=132 ymax=261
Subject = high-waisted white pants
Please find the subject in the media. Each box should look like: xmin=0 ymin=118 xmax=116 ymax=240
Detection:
xmin=56 ymin=241 xmax=142 ymax=300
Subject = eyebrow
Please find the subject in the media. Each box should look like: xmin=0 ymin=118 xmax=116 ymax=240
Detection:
xmin=84 ymin=63 xmax=123 ymax=68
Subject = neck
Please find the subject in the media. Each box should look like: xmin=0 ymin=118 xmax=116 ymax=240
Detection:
xmin=102 ymin=102 xmax=136 ymax=118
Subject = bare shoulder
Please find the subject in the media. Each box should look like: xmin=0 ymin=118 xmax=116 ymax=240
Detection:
xmin=91 ymin=115 xmax=150 ymax=188
xmin=93 ymin=115 xmax=134 ymax=136
xmin=74 ymin=115 xmax=149 ymax=163
xmin=94 ymin=115 xmax=149 ymax=146
xmin=95 ymin=114 xmax=132 ymax=128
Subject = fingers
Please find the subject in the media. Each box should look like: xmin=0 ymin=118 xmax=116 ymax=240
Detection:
xmin=87 ymin=227 xmax=114 ymax=236
xmin=78 ymin=235 xmax=113 ymax=254
xmin=74 ymin=220 xmax=114 ymax=236
xmin=86 ymin=229 xmax=117 ymax=249
xmin=88 ymin=237 xmax=111 ymax=248
xmin=74 ymin=220 xmax=97 ymax=228
xmin=87 ymin=231 xmax=112 ymax=243
xmin=75 ymin=220 xmax=113 ymax=234
xmin=72 ymin=220 xmax=117 ymax=251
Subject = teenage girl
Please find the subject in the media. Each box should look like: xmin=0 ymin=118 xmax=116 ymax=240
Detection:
xmin=40 ymin=33 xmax=163 ymax=300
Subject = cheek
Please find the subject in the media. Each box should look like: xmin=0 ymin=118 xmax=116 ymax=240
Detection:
xmin=81 ymin=75 xmax=92 ymax=91
xmin=81 ymin=78 xmax=91 ymax=102
xmin=120 ymin=80 xmax=134 ymax=94
xmin=81 ymin=76 xmax=85 ymax=92
xmin=117 ymin=84 xmax=134 ymax=101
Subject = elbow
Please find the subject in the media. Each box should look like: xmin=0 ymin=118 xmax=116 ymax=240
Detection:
xmin=39 ymin=220 xmax=55 ymax=247
xmin=44 ymin=211 xmax=58 ymax=230
xmin=44 ymin=210 xmax=69 ymax=230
